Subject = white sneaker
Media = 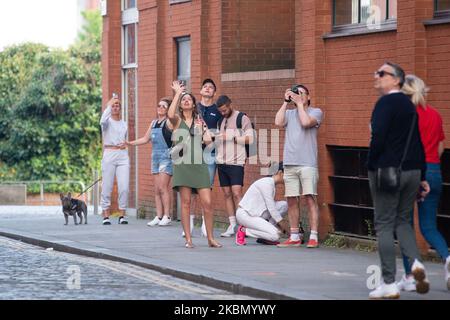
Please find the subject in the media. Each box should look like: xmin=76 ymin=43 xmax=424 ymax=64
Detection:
xmin=158 ymin=216 xmax=172 ymax=226
xmin=369 ymin=282 xmax=400 ymax=299
xmin=445 ymin=256 xmax=450 ymax=291
xmin=220 ymin=224 xmax=235 ymax=238
xmin=411 ymin=259 xmax=430 ymax=294
xmin=201 ymin=219 xmax=207 ymax=238
xmin=396 ymin=274 xmax=416 ymax=292
xmin=147 ymin=216 xmax=161 ymax=227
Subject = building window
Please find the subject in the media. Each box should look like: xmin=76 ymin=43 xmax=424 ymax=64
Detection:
xmin=124 ymin=0 xmax=136 ymax=9
xmin=169 ymin=0 xmax=191 ymax=5
xmin=436 ymin=0 xmax=450 ymax=11
xmin=124 ymin=24 xmax=136 ymax=65
xmin=333 ymin=0 xmax=397 ymax=26
xmin=435 ymin=0 xmax=450 ymax=19
xmin=121 ymin=1 xmax=138 ymax=212
xmin=176 ymin=36 xmax=191 ymax=90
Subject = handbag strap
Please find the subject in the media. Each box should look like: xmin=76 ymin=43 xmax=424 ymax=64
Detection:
xmin=399 ymin=111 xmax=417 ymax=168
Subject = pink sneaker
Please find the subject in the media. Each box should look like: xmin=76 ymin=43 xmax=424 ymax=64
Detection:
xmin=235 ymin=226 xmax=246 ymax=246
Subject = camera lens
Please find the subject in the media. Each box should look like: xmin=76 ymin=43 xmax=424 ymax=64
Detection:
xmin=291 ymin=85 xmax=299 ymax=95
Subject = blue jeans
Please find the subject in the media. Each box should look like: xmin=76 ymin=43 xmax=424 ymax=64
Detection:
xmin=402 ymin=163 xmax=449 ymax=274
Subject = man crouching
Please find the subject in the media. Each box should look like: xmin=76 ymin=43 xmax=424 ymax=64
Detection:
xmin=235 ymin=162 xmax=289 ymax=245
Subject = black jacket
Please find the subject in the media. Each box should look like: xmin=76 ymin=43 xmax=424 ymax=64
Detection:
xmin=367 ymin=92 xmax=426 ymax=180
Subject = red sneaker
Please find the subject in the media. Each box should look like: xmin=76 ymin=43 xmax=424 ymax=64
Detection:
xmin=235 ymin=226 xmax=246 ymax=246
xmin=306 ymin=239 xmax=319 ymax=248
xmin=277 ymin=238 xmax=301 ymax=248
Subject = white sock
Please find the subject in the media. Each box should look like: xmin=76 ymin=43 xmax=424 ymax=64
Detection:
xmin=290 ymin=233 xmax=300 ymax=241
xmin=229 ymin=216 xmax=237 ymax=227
xmin=310 ymin=231 xmax=318 ymax=241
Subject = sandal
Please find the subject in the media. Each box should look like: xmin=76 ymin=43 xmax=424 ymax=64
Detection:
xmin=185 ymin=241 xmax=195 ymax=249
xmin=208 ymin=240 xmax=223 ymax=248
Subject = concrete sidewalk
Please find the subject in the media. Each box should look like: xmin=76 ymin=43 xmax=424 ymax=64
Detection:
xmin=0 ymin=212 xmax=449 ymax=300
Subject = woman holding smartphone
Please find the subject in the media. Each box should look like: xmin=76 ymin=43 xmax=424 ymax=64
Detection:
xmin=100 ymin=93 xmax=130 ymax=225
xmin=126 ymin=97 xmax=174 ymax=227
xmin=167 ymin=80 xmax=222 ymax=249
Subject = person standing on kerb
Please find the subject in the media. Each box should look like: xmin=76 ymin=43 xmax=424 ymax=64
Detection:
xmin=100 ymin=93 xmax=130 ymax=225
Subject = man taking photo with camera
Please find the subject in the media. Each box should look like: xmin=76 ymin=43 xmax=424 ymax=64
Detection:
xmin=275 ymin=84 xmax=323 ymax=248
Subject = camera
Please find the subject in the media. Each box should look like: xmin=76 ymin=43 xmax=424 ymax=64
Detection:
xmin=112 ymin=92 xmax=118 ymax=99
xmin=287 ymin=85 xmax=299 ymax=102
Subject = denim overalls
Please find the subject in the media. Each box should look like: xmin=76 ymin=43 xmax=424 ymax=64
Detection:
xmin=151 ymin=119 xmax=173 ymax=175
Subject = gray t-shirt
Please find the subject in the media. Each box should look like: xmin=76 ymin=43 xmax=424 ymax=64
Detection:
xmin=283 ymin=107 xmax=323 ymax=167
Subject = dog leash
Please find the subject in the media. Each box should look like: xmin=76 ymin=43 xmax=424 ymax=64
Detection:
xmin=76 ymin=177 xmax=102 ymax=198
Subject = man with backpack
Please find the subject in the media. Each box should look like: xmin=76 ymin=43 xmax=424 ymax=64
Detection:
xmin=215 ymin=95 xmax=254 ymax=237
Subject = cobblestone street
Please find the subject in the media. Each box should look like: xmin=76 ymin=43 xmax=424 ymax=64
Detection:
xmin=0 ymin=236 xmax=253 ymax=300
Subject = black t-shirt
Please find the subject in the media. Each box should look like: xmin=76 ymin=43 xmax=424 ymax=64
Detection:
xmin=197 ymin=103 xmax=223 ymax=130
xmin=153 ymin=119 xmax=173 ymax=148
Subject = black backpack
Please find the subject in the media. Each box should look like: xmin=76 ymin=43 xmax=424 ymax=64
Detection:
xmin=217 ymin=112 xmax=257 ymax=159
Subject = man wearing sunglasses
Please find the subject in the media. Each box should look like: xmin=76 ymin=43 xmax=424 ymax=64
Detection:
xmin=367 ymin=62 xmax=430 ymax=299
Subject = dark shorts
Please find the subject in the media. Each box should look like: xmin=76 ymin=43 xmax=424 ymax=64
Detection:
xmin=218 ymin=164 xmax=244 ymax=187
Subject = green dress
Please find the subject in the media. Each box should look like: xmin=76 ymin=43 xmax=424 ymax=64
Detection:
xmin=172 ymin=120 xmax=210 ymax=193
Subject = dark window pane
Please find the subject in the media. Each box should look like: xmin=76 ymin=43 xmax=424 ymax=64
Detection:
xmin=437 ymin=0 xmax=450 ymax=11
xmin=334 ymin=0 xmax=359 ymax=25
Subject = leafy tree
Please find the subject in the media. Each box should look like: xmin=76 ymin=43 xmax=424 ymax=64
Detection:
xmin=0 ymin=11 xmax=102 ymax=192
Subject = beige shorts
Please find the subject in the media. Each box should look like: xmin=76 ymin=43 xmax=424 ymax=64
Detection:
xmin=283 ymin=166 xmax=319 ymax=197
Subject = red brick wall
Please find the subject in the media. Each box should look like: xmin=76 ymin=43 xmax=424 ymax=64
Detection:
xmin=222 ymin=0 xmax=295 ymax=73
xmin=103 ymin=0 xmax=450 ymax=252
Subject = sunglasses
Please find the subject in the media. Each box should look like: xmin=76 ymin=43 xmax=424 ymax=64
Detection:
xmin=375 ymin=70 xmax=395 ymax=78
xmin=158 ymin=104 xmax=168 ymax=108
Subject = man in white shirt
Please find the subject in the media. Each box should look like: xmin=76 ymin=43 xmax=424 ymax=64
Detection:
xmin=235 ymin=162 xmax=290 ymax=245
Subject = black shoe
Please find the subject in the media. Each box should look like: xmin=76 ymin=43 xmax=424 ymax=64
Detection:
xmin=118 ymin=216 xmax=128 ymax=224
xmin=256 ymin=238 xmax=280 ymax=245
xmin=102 ymin=217 xmax=111 ymax=225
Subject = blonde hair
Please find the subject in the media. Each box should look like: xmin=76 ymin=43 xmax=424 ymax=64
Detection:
xmin=402 ymin=74 xmax=429 ymax=107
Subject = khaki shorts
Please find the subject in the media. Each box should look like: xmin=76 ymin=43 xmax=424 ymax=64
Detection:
xmin=283 ymin=166 xmax=319 ymax=197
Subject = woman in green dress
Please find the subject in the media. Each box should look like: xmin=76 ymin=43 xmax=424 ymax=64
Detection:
xmin=167 ymin=80 xmax=222 ymax=249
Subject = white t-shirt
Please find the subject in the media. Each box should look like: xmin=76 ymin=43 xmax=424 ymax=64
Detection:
xmin=100 ymin=105 xmax=127 ymax=146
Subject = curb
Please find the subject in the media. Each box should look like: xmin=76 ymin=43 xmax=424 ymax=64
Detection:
xmin=0 ymin=230 xmax=297 ymax=300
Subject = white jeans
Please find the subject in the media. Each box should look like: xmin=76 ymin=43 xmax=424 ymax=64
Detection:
xmin=101 ymin=149 xmax=130 ymax=210
xmin=236 ymin=201 xmax=288 ymax=242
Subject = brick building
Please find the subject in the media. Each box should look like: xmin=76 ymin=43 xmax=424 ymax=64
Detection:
xmin=101 ymin=0 xmax=450 ymax=253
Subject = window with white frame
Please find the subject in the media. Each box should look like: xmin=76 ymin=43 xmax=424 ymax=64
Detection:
xmin=333 ymin=0 xmax=397 ymax=26
xmin=122 ymin=0 xmax=138 ymax=211
xmin=176 ymin=36 xmax=191 ymax=90
xmin=124 ymin=0 xmax=136 ymax=10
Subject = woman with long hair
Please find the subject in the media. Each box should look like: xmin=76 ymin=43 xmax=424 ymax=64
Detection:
xmin=126 ymin=97 xmax=174 ymax=227
xmin=167 ymin=80 xmax=222 ymax=249
xmin=398 ymin=74 xmax=450 ymax=292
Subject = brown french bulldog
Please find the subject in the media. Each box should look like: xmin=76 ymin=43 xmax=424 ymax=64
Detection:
xmin=60 ymin=193 xmax=88 ymax=225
